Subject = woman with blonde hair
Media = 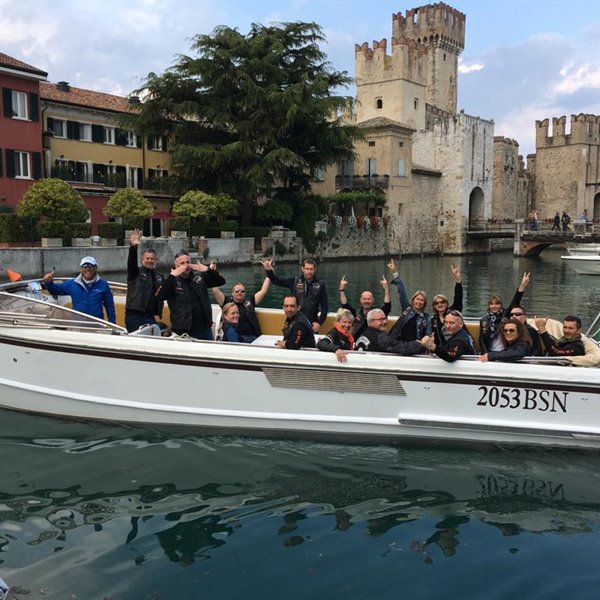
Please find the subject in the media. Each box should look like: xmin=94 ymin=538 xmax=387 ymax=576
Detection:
xmin=217 ymin=302 xmax=244 ymax=343
xmin=317 ymin=308 xmax=355 ymax=363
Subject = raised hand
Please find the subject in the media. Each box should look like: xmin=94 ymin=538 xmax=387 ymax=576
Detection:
xmin=339 ymin=275 xmax=348 ymax=291
xmin=380 ymin=275 xmax=389 ymax=288
xmin=130 ymin=228 xmax=142 ymax=246
xmin=261 ymin=259 xmax=273 ymax=271
xmin=450 ymin=264 xmax=461 ymax=282
xmin=387 ymin=259 xmax=396 ymax=273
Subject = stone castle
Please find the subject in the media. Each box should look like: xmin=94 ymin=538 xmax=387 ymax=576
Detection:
xmin=313 ymin=2 xmax=600 ymax=255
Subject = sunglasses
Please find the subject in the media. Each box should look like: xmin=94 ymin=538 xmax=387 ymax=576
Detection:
xmin=433 ymin=300 xmax=447 ymax=306
xmin=233 ymin=289 xmax=246 ymax=293
xmin=503 ymin=327 xmax=518 ymax=333
xmin=81 ymin=264 xmax=96 ymax=269
xmin=510 ymin=312 xmax=526 ymax=317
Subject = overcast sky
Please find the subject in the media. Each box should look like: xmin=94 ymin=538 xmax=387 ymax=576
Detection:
xmin=1 ymin=0 xmax=599 ymax=156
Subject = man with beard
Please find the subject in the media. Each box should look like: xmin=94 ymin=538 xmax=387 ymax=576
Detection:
xmin=355 ymin=309 xmax=426 ymax=355
xmin=535 ymin=315 xmax=585 ymax=357
xmin=276 ymin=295 xmax=316 ymax=349
xmin=421 ymin=310 xmax=476 ymax=362
xmin=338 ymin=274 xmax=391 ymax=338
xmin=156 ymin=252 xmax=225 ymax=340
xmin=262 ymin=257 xmax=328 ymax=333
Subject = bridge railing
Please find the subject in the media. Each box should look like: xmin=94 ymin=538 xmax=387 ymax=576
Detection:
xmin=469 ymin=219 xmax=600 ymax=236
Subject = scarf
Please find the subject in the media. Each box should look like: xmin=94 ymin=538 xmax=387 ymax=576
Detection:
xmin=335 ymin=323 xmax=354 ymax=346
xmin=485 ymin=310 xmax=504 ymax=339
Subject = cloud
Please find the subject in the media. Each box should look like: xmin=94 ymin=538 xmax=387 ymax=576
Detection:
xmin=554 ymin=63 xmax=600 ymax=94
xmin=458 ymin=60 xmax=484 ymax=74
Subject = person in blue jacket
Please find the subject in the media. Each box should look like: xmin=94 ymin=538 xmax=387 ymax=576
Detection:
xmin=42 ymin=256 xmax=116 ymax=323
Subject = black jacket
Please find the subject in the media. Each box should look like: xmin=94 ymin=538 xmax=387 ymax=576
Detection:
xmin=317 ymin=327 xmax=353 ymax=353
xmin=342 ymin=301 xmax=391 ymax=338
xmin=479 ymin=288 xmax=524 ymax=353
xmin=540 ymin=332 xmax=585 ymax=357
xmin=267 ymin=270 xmax=329 ymax=325
xmin=434 ymin=328 xmax=476 ymax=362
xmin=282 ymin=311 xmax=316 ymax=349
xmin=488 ymin=340 xmax=529 ymax=362
xmin=223 ymin=293 xmax=261 ymax=337
xmin=125 ymin=245 xmax=165 ymax=317
xmin=431 ymin=282 xmax=463 ymax=344
xmin=355 ymin=327 xmax=425 ymax=355
xmin=157 ymin=270 xmax=225 ymax=333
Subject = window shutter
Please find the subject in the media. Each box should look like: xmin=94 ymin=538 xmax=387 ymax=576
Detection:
xmin=115 ymin=128 xmax=127 ymax=146
xmin=148 ymin=168 xmax=155 ymax=179
xmin=47 ymin=117 xmax=55 ymax=133
xmin=67 ymin=121 xmax=80 ymax=140
xmin=93 ymin=163 xmax=104 ymax=183
xmin=5 ymin=150 xmax=15 ymax=178
xmin=92 ymin=125 xmax=103 ymax=143
xmin=147 ymin=135 xmax=154 ymax=150
xmin=161 ymin=135 xmax=168 ymax=151
xmin=0 ymin=148 xmax=3 ymax=177
xmin=32 ymin=153 xmax=42 ymax=179
xmin=2 ymin=88 xmax=13 ymax=118
xmin=29 ymin=93 xmax=39 ymax=122
xmin=137 ymin=167 xmax=144 ymax=189
xmin=136 ymin=135 xmax=142 ymax=149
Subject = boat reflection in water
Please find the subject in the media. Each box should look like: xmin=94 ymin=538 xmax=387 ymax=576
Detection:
xmin=1 ymin=410 xmax=600 ymax=599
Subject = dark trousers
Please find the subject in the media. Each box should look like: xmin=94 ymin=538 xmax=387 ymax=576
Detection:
xmin=125 ymin=312 xmax=157 ymax=333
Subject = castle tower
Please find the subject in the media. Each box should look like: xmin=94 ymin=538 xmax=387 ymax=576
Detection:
xmin=393 ymin=3 xmax=465 ymax=115
xmin=355 ymin=3 xmax=465 ymax=130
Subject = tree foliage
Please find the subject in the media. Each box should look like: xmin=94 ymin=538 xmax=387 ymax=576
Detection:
xmin=256 ymin=199 xmax=293 ymax=224
xmin=17 ymin=179 xmax=87 ymax=223
xmin=104 ymin=189 xmax=154 ymax=225
xmin=172 ymin=190 xmax=237 ymax=220
xmin=130 ymin=22 xmax=362 ymax=225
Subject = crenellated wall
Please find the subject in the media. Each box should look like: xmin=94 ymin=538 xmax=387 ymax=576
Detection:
xmin=533 ymin=113 xmax=600 ymax=220
xmin=492 ymin=136 xmax=530 ymax=221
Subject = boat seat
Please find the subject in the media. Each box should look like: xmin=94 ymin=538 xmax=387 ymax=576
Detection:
xmin=130 ymin=323 xmax=162 ymax=337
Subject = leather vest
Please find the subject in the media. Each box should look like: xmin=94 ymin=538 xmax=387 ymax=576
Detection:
xmin=225 ymin=294 xmax=261 ymax=337
xmin=293 ymin=276 xmax=323 ymax=323
xmin=126 ymin=267 xmax=164 ymax=316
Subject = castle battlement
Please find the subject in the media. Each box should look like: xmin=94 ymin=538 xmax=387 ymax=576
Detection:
xmin=392 ymin=2 xmax=465 ymax=54
xmin=493 ymin=136 xmax=519 ymax=147
xmin=535 ymin=114 xmax=600 ymax=149
xmin=355 ymin=36 xmax=427 ymax=87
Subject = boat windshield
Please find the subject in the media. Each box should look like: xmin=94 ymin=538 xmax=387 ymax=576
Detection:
xmin=0 ymin=288 xmax=125 ymax=333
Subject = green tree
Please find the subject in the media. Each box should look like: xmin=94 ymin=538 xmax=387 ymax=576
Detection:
xmin=129 ymin=22 xmax=362 ymax=225
xmin=17 ymin=178 xmax=87 ymax=223
xmin=104 ymin=189 xmax=154 ymax=228
xmin=256 ymin=198 xmax=293 ymax=225
xmin=172 ymin=190 xmax=237 ymax=220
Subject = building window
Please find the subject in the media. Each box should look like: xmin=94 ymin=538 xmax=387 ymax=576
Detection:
xmin=398 ymin=158 xmax=406 ymax=177
xmin=368 ymin=141 xmax=376 ymax=147
xmin=414 ymin=98 xmax=419 ymax=110
xmin=314 ymin=167 xmax=326 ymax=181
xmin=103 ymin=126 xmax=115 ymax=145
xmin=127 ymin=166 xmax=139 ymax=188
xmin=376 ymin=98 xmax=383 ymax=109
xmin=79 ymin=123 xmax=92 ymax=142
xmin=149 ymin=135 xmax=163 ymax=151
xmin=14 ymin=151 xmax=30 ymax=178
xmin=126 ymin=131 xmax=138 ymax=147
xmin=11 ymin=91 xmax=28 ymax=119
xmin=53 ymin=119 xmax=66 ymax=138
xmin=366 ymin=158 xmax=377 ymax=176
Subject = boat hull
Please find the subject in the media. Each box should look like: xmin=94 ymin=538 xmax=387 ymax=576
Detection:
xmin=561 ymin=255 xmax=600 ymax=274
xmin=1 ymin=327 xmax=600 ymax=450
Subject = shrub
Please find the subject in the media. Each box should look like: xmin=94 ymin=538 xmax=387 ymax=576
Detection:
xmin=97 ymin=222 xmax=123 ymax=239
xmin=37 ymin=221 xmax=66 ymax=238
xmin=18 ymin=179 xmax=87 ymax=223
xmin=173 ymin=190 xmax=237 ymax=219
xmin=69 ymin=222 xmax=92 ymax=238
xmin=0 ymin=214 xmax=36 ymax=243
xmin=104 ymin=189 xmax=153 ymax=226
xmin=170 ymin=216 xmax=191 ymax=231
xmin=220 ymin=220 xmax=239 ymax=232
xmin=274 ymin=241 xmax=288 ymax=255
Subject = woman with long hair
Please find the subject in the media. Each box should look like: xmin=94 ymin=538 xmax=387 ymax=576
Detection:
xmin=431 ymin=264 xmax=463 ymax=344
xmin=217 ymin=302 xmax=244 ymax=343
xmin=478 ymin=318 xmax=531 ymax=363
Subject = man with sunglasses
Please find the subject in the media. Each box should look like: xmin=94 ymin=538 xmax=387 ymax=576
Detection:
xmin=421 ymin=310 xmax=475 ymax=362
xmin=508 ymin=305 xmax=541 ymax=355
xmin=213 ymin=277 xmax=270 ymax=342
xmin=43 ymin=256 xmax=116 ymax=323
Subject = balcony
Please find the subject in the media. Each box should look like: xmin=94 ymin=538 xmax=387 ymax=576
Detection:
xmin=335 ymin=175 xmax=389 ymax=190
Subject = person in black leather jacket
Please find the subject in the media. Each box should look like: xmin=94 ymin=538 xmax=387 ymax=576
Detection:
xmin=421 ymin=310 xmax=476 ymax=362
xmin=317 ymin=308 xmax=355 ymax=362
xmin=355 ymin=309 xmax=426 ymax=356
xmin=478 ymin=318 xmax=531 ymax=363
xmin=277 ymin=295 xmax=316 ymax=349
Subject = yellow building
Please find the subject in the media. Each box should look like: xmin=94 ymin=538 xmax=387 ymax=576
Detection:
xmin=40 ymin=81 xmax=173 ymax=235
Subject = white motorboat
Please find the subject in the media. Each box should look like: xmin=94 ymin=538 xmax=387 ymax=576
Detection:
xmin=566 ymin=244 xmax=600 ymax=256
xmin=0 ymin=283 xmax=599 ymax=450
xmin=561 ymin=254 xmax=600 ymax=275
